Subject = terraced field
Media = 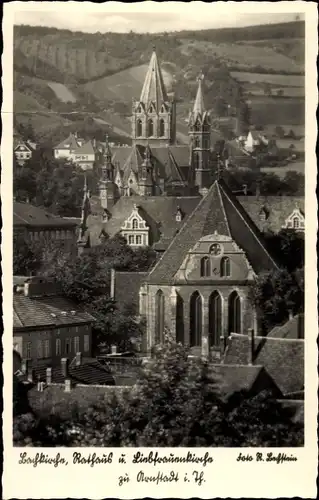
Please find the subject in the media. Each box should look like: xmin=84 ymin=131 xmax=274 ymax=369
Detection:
xmin=231 ymin=72 xmax=304 ymax=86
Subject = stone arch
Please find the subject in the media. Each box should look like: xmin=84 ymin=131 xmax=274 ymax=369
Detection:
xmin=147 ymin=119 xmax=154 ymax=137
xmin=136 ymin=119 xmax=143 ymax=137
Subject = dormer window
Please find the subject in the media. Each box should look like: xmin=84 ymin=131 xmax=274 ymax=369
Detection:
xmin=283 ymin=207 xmax=305 ymax=232
xmin=160 ymin=104 xmax=166 ymax=113
xmin=293 ymin=217 xmax=300 ymax=229
xmin=137 ymin=104 xmax=143 ymax=113
xmin=176 ymin=207 xmax=183 ymax=222
xmin=259 ymin=206 xmax=269 ymax=221
xmin=149 ymin=103 xmax=155 ymax=114
xmin=132 ymin=218 xmax=138 ymax=230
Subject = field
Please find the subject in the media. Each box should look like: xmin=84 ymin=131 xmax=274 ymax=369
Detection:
xmin=231 ymin=72 xmax=304 ymax=86
xmin=245 ymin=87 xmax=304 ymax=98
xmin=83 ymin=64 xmax=174 ymax=102
xmin=249 ymin=96 xmax=304 ymax=126
xmin=47 ymin=82 xmax=77 ymax=103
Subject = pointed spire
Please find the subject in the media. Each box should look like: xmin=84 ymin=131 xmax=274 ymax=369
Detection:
xmin=140 ymin=48 xmax=168 ymax=110
xmin=193 ymin=73 xmax=206 ymax=115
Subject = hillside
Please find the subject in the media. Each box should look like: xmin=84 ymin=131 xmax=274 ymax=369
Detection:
xmin=13 ymin=21 xmax=305 ymax=143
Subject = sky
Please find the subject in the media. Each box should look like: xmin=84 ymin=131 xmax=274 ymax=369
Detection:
xmin=13 ymin=3 xmax=304 ymax=34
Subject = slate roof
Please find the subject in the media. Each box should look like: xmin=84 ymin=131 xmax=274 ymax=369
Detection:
xmin=102 ymin=195 xmax=201 ymax=246
xmin=238 ymin=196 xmax=305 ymax=234
xmin=268 ymin=314 xmax=304 ymax=339
xmin=113 ymin=271 xmax=148 ymax=313
xmin=14 ymin=202 xmax=78 ymax=228
xmin=139 ymin=49 xmax=168 ymax=109
xmin=73 ymin=140 xmax=95 ymax=156
xmin=147 ymin=179 xmax=279 ymax=284
xmin=13 ymin=294 xmax=95 ymax=330
xmin=54 ymin=133 xmax=79 ymax=151
xmin=223 ymin=333 xmax=304 ymax=395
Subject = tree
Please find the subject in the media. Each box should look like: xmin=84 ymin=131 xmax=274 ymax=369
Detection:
xmin=263 ymin=82 xmax=272 ymax=97
xmin=13 ymin=233 xmax=42 ymax=275
xmin=250 ymin=268 xmax=304 ymax=333
xmin=264 ymin=229 xmax=304 ymax=272
xmin=236 ymin=100 xmax=250 ymax=136
xmin=275 ymin=125 xmax=285 ymax=138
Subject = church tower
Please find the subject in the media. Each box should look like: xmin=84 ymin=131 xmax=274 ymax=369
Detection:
xmin=188 ymin=74 xmax=212 ymax=194
xmin=131 ymin=47 xmax=176 ymax=147
xmin=99 ymin=135 xmax=117 ymax=210
xmin=77 ymin=175 xmax=91 ymax=255
xmin=139 ymin=145 xmax=154 ymax=196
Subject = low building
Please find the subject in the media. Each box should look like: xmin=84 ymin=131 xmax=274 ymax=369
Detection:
xmin=14 ymin=140 xmax=37 ymax=165
xmin=53 ymin=133 xmax=103 ymax=170
xmin=13 ymin=276 xmax=95 ymax=368
xmin=13 ymin=201 xmax=78 ymax=246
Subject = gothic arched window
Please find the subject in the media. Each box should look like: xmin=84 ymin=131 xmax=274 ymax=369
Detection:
xmin=176 ymin=293 xmax=184 ymax=345
xmin=159 ymin=119 xmax=165 ymax=137
xmin=193 ymin=152 xmax=200 ymax=169
xmin=147 ymin=119 xmax=154 ymax=137
xmin=200 ymin=256 xmax=211 ymax=277
xmin=155 ymin=290 xmax=165 ymax=343
xmin=190 ymin=291 xmax=202 ymax=347
xmin=194 ymin=136 xmax=200 ymax=148
xmin=209 ymin=291 xmax=222 ymax=346
xmin=136 ymin=119 xmax=143 ymax=137
xmin=132 ymin=218 xmax=138 ymax=230
xmin=194 ymin=120 xmax=201 ymax=132
xmin=228 ymin=291 xmax=241 ymax=334
xmin=220 ymin=257 xmax=231 ymax=277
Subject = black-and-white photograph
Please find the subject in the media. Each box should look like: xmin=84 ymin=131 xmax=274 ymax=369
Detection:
xmin=12 ymin=7 xmax=306 ymax=449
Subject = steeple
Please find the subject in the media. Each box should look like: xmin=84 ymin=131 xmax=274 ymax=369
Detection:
xmin=193 ymin=73 xmax=206 ymax=116
xmin=139 ymin=145 xmax=154 ymax=196
xmin=77 ymin=175 xmax=91 ymax=254
xmin=139 ymin=47 xmax=168 ymax=111
xmin=99 ymin=135 xmax=118 ymax=210
xmin=131 ymin=47 xmax=176 ymax=147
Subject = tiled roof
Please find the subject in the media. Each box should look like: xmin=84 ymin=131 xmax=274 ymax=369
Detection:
xmin=13 ymin=202 xmax=78 ymax=228
xmin=13 ymin=294 xmax=95 ymax=329
xmin=147 ymin=179 xmax=279 ymax=284
xmin=238 ymin=196 xmax=305 ymax=233
xmin=268 ymin=314 xmax=304 ymax=339
xmin=102 ymin=195 xmax=201 ymax=245
xmin=30 ymin=359 xmax=115 ymax=386
xmin=223 ymin=333 xmax=304 ymax=395
xmin=113 ymin=271 xmax=148 ymax=313
xmin=73 ymin=140 xmax=95 ymax=156
xmin=54 ymin=133 xmax=79 ymax=150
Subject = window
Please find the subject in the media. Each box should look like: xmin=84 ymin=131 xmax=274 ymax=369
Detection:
xmin=200 ymin=256 xmax=211 ymax=277
xmin=194 ymin=136 xmax=200 ymax=148
xmin=26 ymin=342 xmax=32 ymax=360
xmin=65 ymin=338 xmax=71 ymax=355
xmin=128 ymin=235 xmax=135 ymax=245
xmin=155 ymin=290 xmax=165 ymax=343
xmin=74 ymin=336 xmax=80 ymax=353
xmin=176 ymin=293 xmax=184 ymax=344
xmin=44 ymin=340 xmax=50 ymax=358
xmin=220 ymin=257 xmax=231 ymax=277
xmin=293 ymin=217 xmax=300 ymax=229
xmin=190 ymin=291 xmax=202 ymax=347
xmin=228 ymin=291 xmax=241 ymax=334
xmin=194 ymin=121 xmax=201 ymax=132
xmin=209 ymin=291 xmax=222 ymax=346
xmin=159 ymin=119 xmax=165 ymax=137
xmin=84 ymin=335 xmax=90 ymax=352
xmin=37 ymin=340 xmax=43 ymax=359
xmin=193 ymin=152 xmax=200 ymax=169
xmin=56 ymin=338 xmax=61 ymax=356
xmin=136 ymin=119 xmax=143 ymax=137
xmin=136 ymin=235 xmax=142 ymax=245
xmin=132 ymin=218 xmax=138 ymax=230
xmin=147 ymin=119 xmax=154 ymax=137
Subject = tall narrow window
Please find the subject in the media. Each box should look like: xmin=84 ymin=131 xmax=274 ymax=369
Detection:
xmin=209 ymin=291 xmax=222 ymax=346
xmin=194 ymin=136 xmax=200 ymax=148
xmin=193 ymin=152 xmax=200 ymax=169
xmin=220 ymin=257 xmax=231 ymax=277
xmin=159 ymin=119 xmax=165 ymax=137
xmin=155 ymin=290 xmax=165 ymax=343
xmin=26 ymin=342 xmax=32 ymax=360
xmin=56 ymin=338 xmax=61 ymax=356
xmin=176 ymin=293 xmax=184 ymax=344
xmin=44 ymin=340 xmax=50 ymax=358
xmin=200 ymin=256 xmax=211 ymax=277
xmin=132 ymin=218 xmax=138 ymax=230
xmin=136 ymin=235 xmax=142 ymax=245
xmin=147 ymin=119 xmax=154 ymax=137
xmin=65 ymin=338 xmax=71 ymax=355
xmin=293 ymin=217 xmax=300 ymax=229
xmin=190 ymin=291 xmax=202 ymax=347
xmin=74 ymin=336 xmax=80 ymax=353
xmin=136 ymin=119 xmax=143 ymax=137
xmin=84 ymin=334 xmax=90 ymax=353
xmin=228 ymin=291 xmax=241 ymax=334
xmin=37 ymin=340 xmax=43 ymax=359
xmin=128 ymin=235 xmax=135 ymax=245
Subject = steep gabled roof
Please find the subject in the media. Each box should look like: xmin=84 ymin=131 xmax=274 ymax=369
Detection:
xmin=193 ymin=76 xmax=206 ymax=115
xmin=139 ymin=49 xmax=168 ymax=110
xmin=147 ymin=179 xmax=279 ymax=284
xmin=54 ymin=133 xmax=79 ymax=150
xmin=13 ymin=202 xmax=78 ymax=228
xmin=73 ymin=140 xmax=95 ymax=156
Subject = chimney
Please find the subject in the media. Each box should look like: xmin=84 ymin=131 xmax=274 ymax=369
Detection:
xmin=243 ymin=184 xmax=247 ymax=196
xmin=46 ymin=367 xmax=52 ymax=385
xmin=75 ymin=352 xmax=82 ymax=366
xmin=247 ymin=328 xmax=254 ymax=365
xmin=288 ymin=309 xmax=294 ymax=321
xmin=111 ymin=345 xmax=117 ymax=355
xmin=110 ymin=268 xmax=116 ymax=299
xmin=61 ymin=358 xmax=69 ymax=378
xmin=65 ymin=379 xmax=72 ymax=393
xmin=21 ymin=359 xmax=28 ymax=375
xmin=27 ymin=368 xmax=34 ymax=383
xmin=93 ymin=138 xmax=96 ymax=148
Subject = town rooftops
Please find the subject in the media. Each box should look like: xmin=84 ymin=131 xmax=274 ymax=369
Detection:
xmin=13 ymin=202 xmax=78 ymax=228
xmin=223 ymin=333 xmax=304 ymax=396
xmin=268 ymin=313 xmax=304 ymax=340
xmin=73 ymin=140 xmax=96 ymax=156
xmin=54 ymin=133 xmax=79 ymax=151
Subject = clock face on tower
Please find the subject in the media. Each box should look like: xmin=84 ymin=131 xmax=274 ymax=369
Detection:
xmin=210 ymin=243 xmax=222 ymax=256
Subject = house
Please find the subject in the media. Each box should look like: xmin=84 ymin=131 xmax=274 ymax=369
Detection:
xmin=243 ymin=130 xmax=268 ymax=153
xmin=53 ymin=133 xmax=103 ymax=170
xmin=14 ymin=140 xmax=37 ymax=165
xmin=13 ymin=201 xmax=78 ymax=246
xmin=53 ymin=132 xmax=81 ymax=160
xmin=13 ymin=276 xmax=95 ymax=368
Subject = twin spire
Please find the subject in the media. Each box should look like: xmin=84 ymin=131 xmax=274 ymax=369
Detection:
xmin=139 ymin=47 xmax=168 ymax=110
